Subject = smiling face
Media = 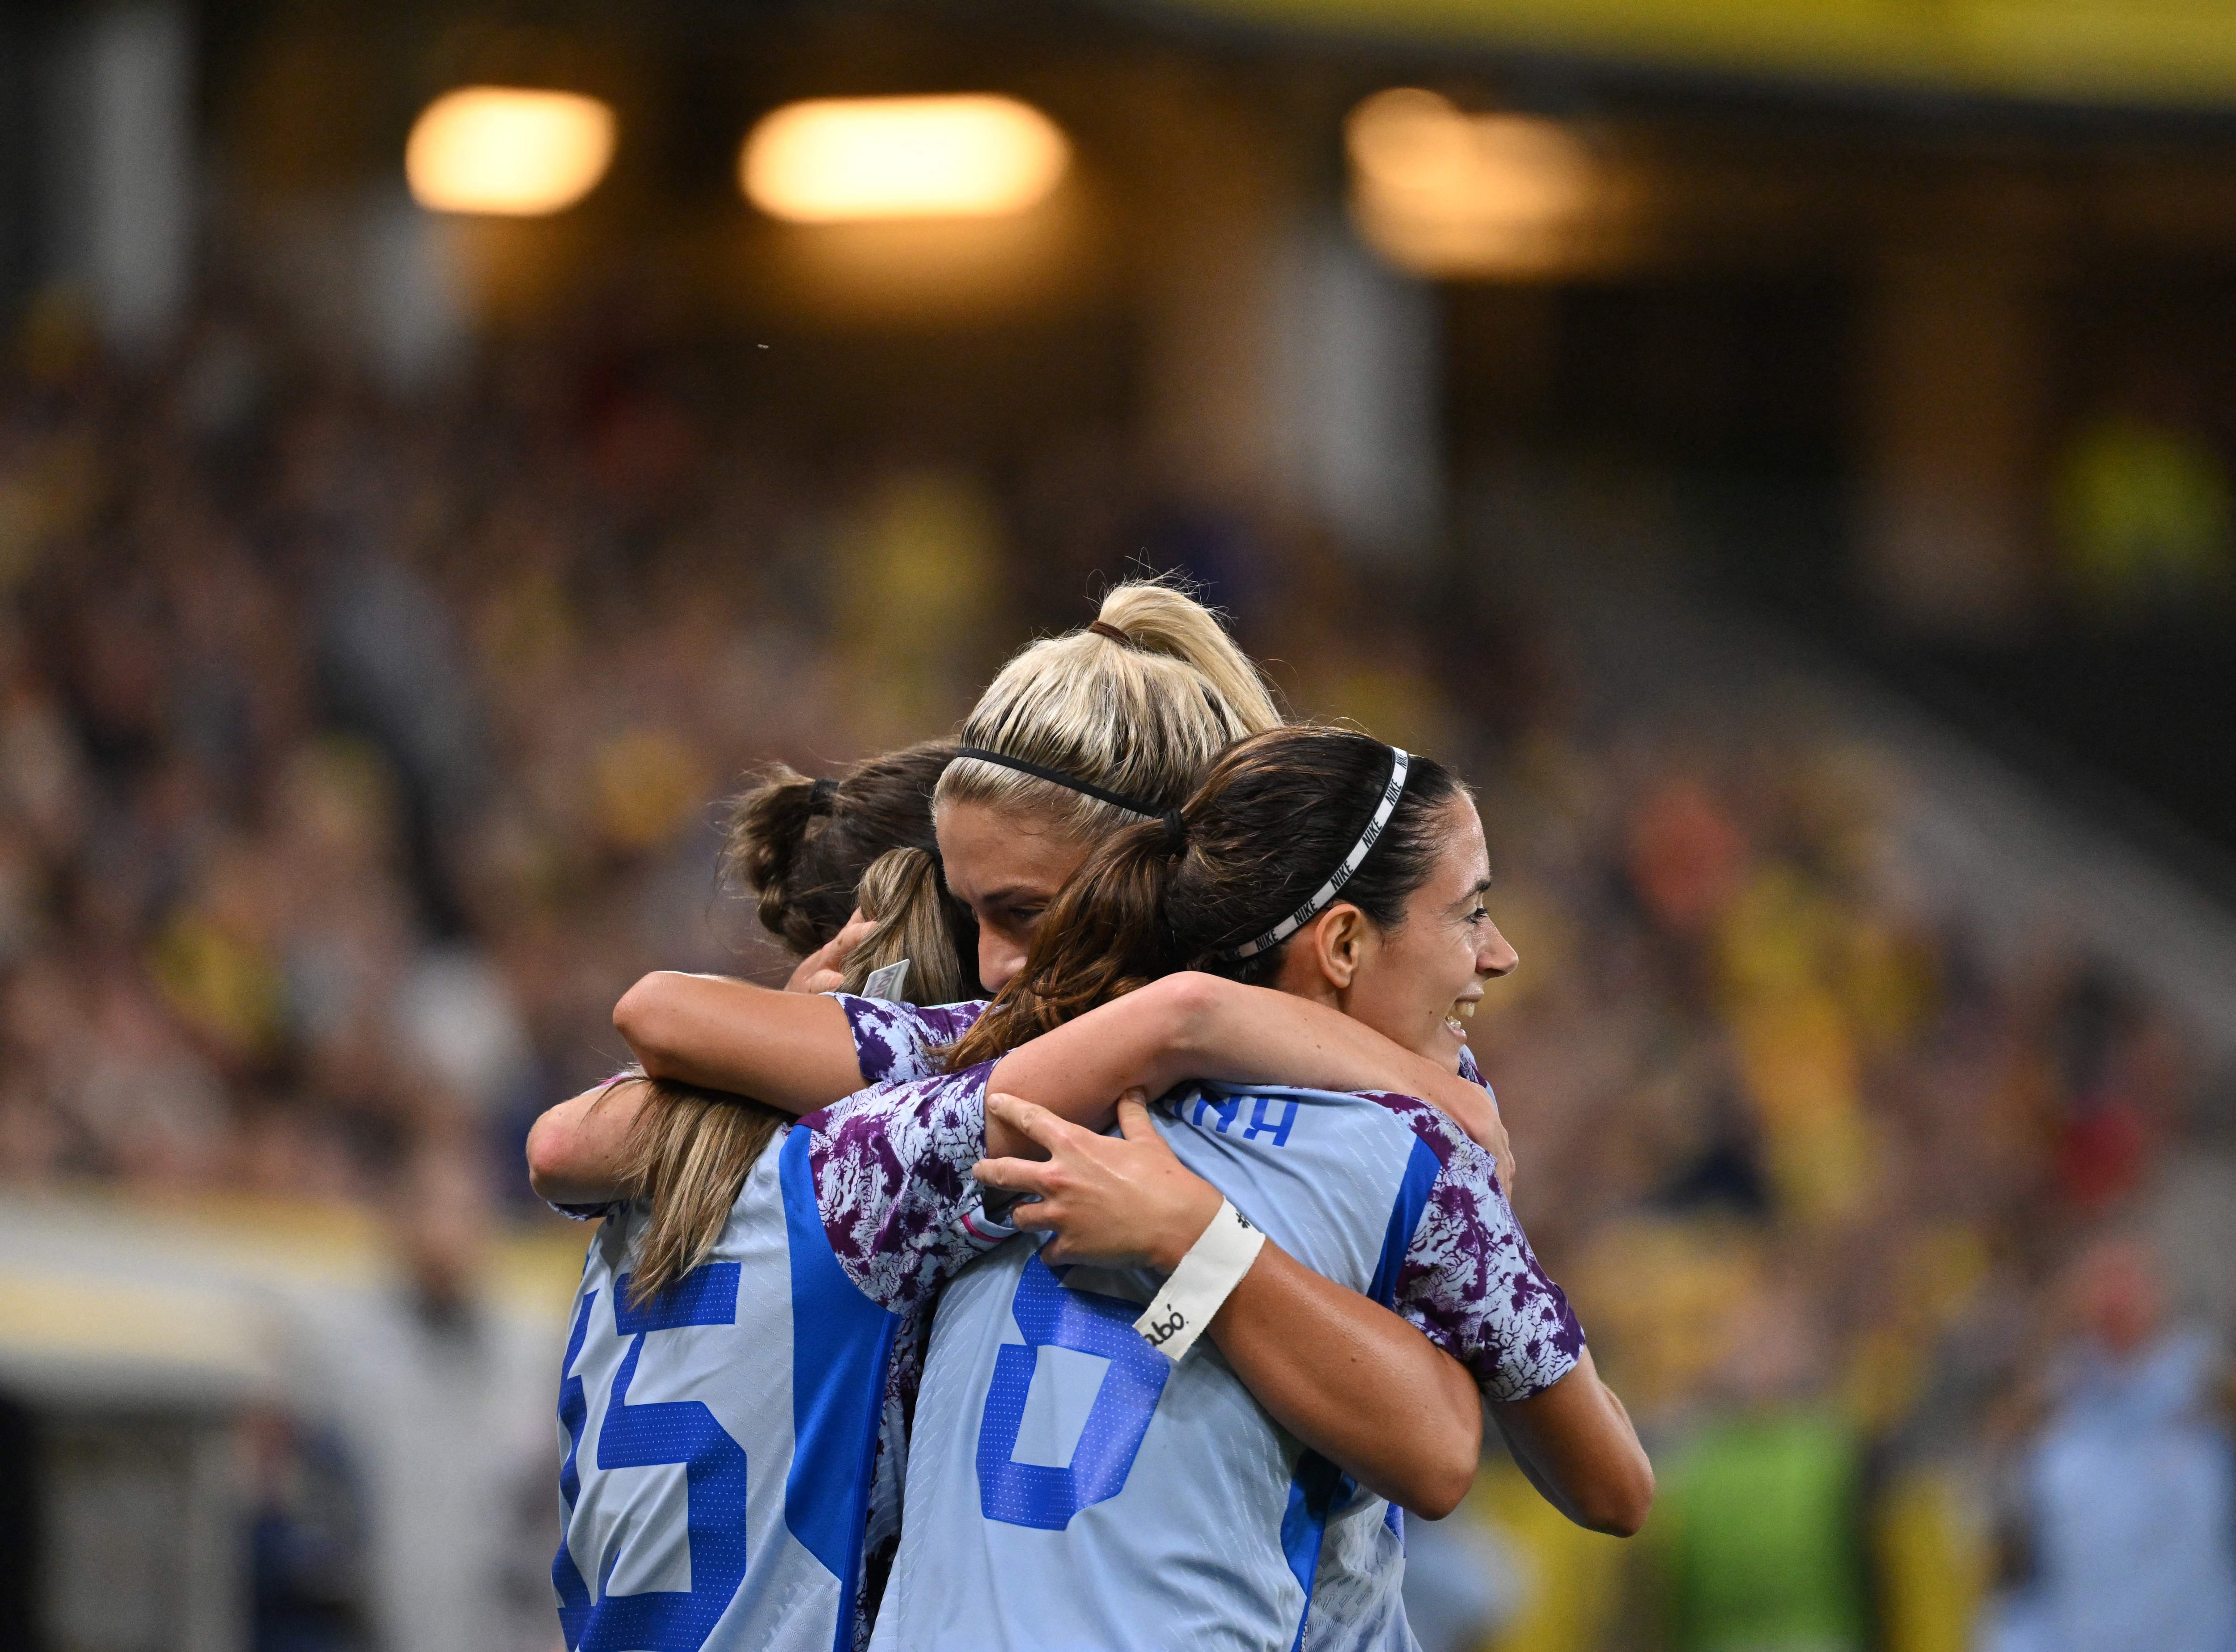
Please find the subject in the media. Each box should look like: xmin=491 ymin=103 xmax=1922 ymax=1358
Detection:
xmin=1269 ymin=794 xmax=1517 ymax=1068
xmin=935 ymin=800 xmax=1095 ymax=993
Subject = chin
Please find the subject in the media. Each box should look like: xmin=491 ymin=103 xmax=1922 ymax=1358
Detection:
xmin=1423 ymin=1018 xmax=1467 ymax=1069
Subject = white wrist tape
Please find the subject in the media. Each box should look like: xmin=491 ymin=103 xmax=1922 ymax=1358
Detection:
xmin=1133 ymin=1199 xmax=1265 ymax=1363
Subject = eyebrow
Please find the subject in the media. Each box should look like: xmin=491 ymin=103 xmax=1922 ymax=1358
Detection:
xmin=1446 ymin=876 xmax=1493 ymax=913
xmin=973 ymin=883 xmax=1055 ymax=906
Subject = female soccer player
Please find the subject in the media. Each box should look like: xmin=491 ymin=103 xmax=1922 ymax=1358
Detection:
xmin=871 ymin=728 xmax=1651 ymax=1652
xmin=532 ymin=586 xmax=1512 ymax=1652
xmin=542 ymin=740 xmax=990 ymax=1652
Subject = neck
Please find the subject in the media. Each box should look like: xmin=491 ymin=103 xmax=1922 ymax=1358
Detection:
xmin=1269 ymin=954 xmax=1346 ymax=1015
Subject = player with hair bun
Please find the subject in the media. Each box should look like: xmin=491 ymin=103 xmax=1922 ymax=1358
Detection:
xmin=528 ymin=583 xmax=1548 ymax=1651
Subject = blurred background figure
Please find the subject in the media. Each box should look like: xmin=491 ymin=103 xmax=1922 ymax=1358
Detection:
xmin=265 ymin=1142 xmax=560 ymax=1652
xmin=1982 ymin=1237 xmax=2236 ymax=1652
xmin=5 ymin=1 xmax=2236 ymax=1648
xmin=1646 ymin=1281 xmax=1872 ymax=1652
xmin=242 ymin=1402 xmax=371 ymax=1652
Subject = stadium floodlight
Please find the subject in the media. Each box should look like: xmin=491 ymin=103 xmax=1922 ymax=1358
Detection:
xmin=1347 ymin=89 xmax=1599 ymax=278
xmin=406 ymin=87 xmax=616 ymax=216
xmin=740 ymin=95 xmax=1069 ymax=223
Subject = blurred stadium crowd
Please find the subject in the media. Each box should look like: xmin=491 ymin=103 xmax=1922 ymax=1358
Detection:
xmin=2 ymin=292 xmax=2232 ymax=1652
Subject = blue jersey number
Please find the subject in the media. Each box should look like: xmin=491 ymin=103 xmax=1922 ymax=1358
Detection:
xmin=554 ymin=1265 xmax=751 ymax=1652
xmin=976 ymin=1252 xmax=1171 ymax=1530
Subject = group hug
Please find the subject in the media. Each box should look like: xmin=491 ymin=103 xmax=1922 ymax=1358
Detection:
xmin=522 ymin=581 xmax=1655 ymax=1652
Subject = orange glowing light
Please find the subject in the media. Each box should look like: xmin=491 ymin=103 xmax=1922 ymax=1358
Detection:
xmin=741 ymin=95 xmax=1069 ymax=223
xmin=1347 ymin=89 xmax=1601 ymax=278
xmin=406 ymin=87 xmax=616 ymax=217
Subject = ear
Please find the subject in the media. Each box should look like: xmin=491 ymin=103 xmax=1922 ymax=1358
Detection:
xmin=1300 ymin=903 xmax=1371 ymax=992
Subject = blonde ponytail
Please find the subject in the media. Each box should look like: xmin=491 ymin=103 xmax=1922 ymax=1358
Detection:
xmin=1094 ymin=582 xmax=1281 ymax=735
xmin=615 ymin=1076 xmax=790 ymax=1307
xmin=936 ymin=578 xmax=1282 ymax=839
xmin=838 ymin=846 xmax=971 ymax=1005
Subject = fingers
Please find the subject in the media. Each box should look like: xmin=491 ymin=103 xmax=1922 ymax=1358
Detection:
xmin=1114 ymin=1090 xmax=1155 ymax=1140
xmin=785 ymin=952 xmax=836 ymax=993
xmin=972 ymin=1155 xmax=1057 ymax=1197
xmin=986 ymin=1091 xmax=1094 ymax=1151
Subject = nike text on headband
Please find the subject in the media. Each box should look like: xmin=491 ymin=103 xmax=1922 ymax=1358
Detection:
xmin=1220 ymin=746 xmax=1410 ymax=962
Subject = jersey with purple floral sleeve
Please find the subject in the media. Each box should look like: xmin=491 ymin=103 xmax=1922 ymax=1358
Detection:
xmin=830 ymin=994 xmax=989 ymax=1086
xmin=551 ymin=1063 xmax=1003 ymax=1652
xmin=871 ymin=1077 xmax=1580 ymax=1652
xmin=1299 ymin=1077 xmax=1575 ymax=1652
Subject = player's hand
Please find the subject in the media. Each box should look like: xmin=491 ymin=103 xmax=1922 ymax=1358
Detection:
xmin=974 ymin=1091 xmax=1222 ymax=1273
xmin=1436 ymin=1078 xmax=1517 ymax=1199
xmin=788 ymin=908 xmax=875 ymax=994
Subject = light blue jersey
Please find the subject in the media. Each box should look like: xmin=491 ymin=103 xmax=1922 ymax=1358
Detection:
xmin=556 ymin=1129 xmax=893 ymax=1652
xmin=870 ymin=1080 xmax=1582 ymax=1652
xmin=551 ymin=1001 xmax=995 ymax=1652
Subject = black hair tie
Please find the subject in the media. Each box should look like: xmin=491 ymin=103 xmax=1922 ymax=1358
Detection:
xmin=1161 ymin=811 xmax=1187 ymax=853
xmin=808 ymin=777 xmax=838 ymax=815
xmin=950 ymin=747 xmax=1171 ymax=823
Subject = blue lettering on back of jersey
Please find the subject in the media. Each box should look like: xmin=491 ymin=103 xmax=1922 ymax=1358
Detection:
xmin=1190 ymin=1094 xmax=1244 ymax=1134
xmin=613 ymin=1263 xmax=741 ymax=1334
xmin=1243 ymin=1097 xmax=1300 ymax=1145
xmin=555 ymin=1264 xmax=751 ymax=1652
xmin=976 ymin=1253 xmax=1170 ymax=1530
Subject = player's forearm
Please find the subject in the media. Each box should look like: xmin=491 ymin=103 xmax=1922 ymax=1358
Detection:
xmin=1168 ymin=976 xmax=1508 ymax=1158
xmin=526 ymin=1079 xmax=651 ymax=1204
xmin=1489 ymin=1348 xmax=1654 ymax=1537
xmin=613 ymin=972 xmax=864 ymax=1110
xmin=984 ymin=972 xmax=1506 ymax=1162
xmin=1207 ymin=1246 xmax=1482 ymax=1518
xmin=984 ymin=975 xmax=1233 ymax=1154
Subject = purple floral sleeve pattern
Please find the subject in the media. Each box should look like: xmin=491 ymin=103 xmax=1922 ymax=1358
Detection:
xmin=1359 ymin=1089 xmax=1584 ymax=1403
xmin=1457 ymin=1044 xmax=1488 ymax=1091
xmin=831 ymin=994 xmax=990 ymax=1085
xmin=803 ymin=1062 xmax=1007 ymax=1313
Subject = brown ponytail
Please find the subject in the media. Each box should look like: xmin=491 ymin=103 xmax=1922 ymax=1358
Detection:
xmin=723 ymin=765 xmax=825 ymax=955
xmin=948 ymin=727 xmax=1465 ymax=1070
xmin=722 ymin=740 xmax=975 ymax=971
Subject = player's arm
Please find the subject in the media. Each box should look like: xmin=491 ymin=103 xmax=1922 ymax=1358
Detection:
xmin=614 ymin=969 xmax=1509 ymax=1177
xmin=1489 ymin=1349 xmax=1654 ymax=1536
xmin=527 ymin=976 xmax=860 ymax=1204
xmin=613 ymin=973 xmax=865 ymax=1105
xmin=986 ymin=972 xmax=1512 ymax=1187
xmin=976 ymin=1094 xmax=1483 ymax=1518
xmin=526 ymin=1077 xmax=654 ymax=1206
xmin=577 ymin=965 xmax=1511 ymax=1207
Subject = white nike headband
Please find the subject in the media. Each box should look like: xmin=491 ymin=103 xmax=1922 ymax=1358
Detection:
xmin=1220 ymin=747 xmax=1410 ymax=961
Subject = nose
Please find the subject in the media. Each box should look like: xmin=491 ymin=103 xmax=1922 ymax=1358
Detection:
xmin=979 ymin=930 xmax=1028 ymax=996
xmin=1481 ymin=921 xmax=1519 ymax=979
